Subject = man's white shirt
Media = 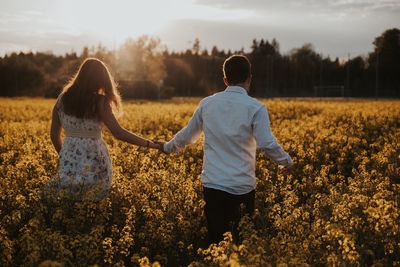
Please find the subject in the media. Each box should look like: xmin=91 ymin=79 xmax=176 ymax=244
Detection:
xmin=164 ymin=86 xmax=293 ymax=195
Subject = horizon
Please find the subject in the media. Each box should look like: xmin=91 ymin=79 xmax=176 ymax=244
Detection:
xmin=0 ymin=0 xmax=399 ymax=59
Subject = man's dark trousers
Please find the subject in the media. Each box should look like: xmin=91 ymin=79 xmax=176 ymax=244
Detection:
xmin=203 ymin=186 xmax=255 ymax=244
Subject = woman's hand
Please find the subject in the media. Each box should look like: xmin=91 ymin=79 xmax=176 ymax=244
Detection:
xmin=147 ymin=140 xmax=161 ymax=149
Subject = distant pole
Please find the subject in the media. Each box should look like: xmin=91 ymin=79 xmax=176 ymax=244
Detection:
xmin=270 ymin=55 xmax=274 ymax=94
xmin=375 ymin=50 xmax=379 ymax=98
xmin=346 ymin=53 xmax=350 ymax=97
xmin=266 ymin=55 xmax=270 ymax=96
xmin=186 ymin=75 xmax=190 ymax=96
xmin=294 ymin=58 xmax=298 ymax=93
xmin=15 ymin=69 xmax=18 ymax=94
xmin=319 ymin=56 xmax=323 ymax=97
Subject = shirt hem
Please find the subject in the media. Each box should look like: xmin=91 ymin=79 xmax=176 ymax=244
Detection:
xmin=202 ymin=183 xmax=256 ymax=195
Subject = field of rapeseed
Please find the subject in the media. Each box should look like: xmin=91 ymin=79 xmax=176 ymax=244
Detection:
xmin=0 ymin=97 xmax=399 ymax=266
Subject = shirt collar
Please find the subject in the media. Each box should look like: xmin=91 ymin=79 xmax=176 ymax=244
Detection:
xmin=224 ymin=86 xmax=248 ymax=95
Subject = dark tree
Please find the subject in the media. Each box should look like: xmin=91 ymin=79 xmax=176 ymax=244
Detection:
xmin=368 ymin=28 xmax=400 ymax=97
xmin=1 ymin=29 xmax=399 ymax=98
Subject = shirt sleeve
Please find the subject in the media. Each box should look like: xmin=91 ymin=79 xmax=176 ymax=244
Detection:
xmin=252 ymin=106 xmax=293 ymax=167
xmin=164 ymin=104 xmax=203 ymax=153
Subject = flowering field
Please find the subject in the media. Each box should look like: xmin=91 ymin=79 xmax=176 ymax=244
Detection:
xmin=0 ymin=97 xmax=399 ymax=267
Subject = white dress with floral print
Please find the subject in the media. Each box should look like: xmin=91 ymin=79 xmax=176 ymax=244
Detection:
xmin=56 ymin=106 xmax=112 ymax=194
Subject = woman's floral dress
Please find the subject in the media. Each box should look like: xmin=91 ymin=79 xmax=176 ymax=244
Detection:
xmin=54 ymin=104 xmax=112 ymax=196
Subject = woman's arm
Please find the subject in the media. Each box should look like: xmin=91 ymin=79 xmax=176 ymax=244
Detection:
xmin=50 ymin=104 xmax=62 ymax=153
xmin=98 ymin=98 xmax=159 ymax=149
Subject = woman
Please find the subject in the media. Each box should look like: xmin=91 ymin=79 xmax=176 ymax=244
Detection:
xmin=50 ymin=58 xmax=159 ymax=197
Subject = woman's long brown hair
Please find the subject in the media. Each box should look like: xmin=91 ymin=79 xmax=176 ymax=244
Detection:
xmin=61 ymin=58 xmax=122 ymax=119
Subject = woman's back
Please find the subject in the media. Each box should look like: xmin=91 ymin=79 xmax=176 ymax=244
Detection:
xmin=59 ymin=109 xmax=101 ymax=130
xmin=55 ymin=98 xmax=112 ymax=196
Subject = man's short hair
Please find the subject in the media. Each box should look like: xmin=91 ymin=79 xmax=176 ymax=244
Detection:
xmin=223 ymin=55 xmax=251 ymax=85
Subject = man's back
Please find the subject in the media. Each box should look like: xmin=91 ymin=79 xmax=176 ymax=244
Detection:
xmin=200 ymin=86 xmax=263 ymax=194
xmin=164 ymin=85 xmax=292 ymax=195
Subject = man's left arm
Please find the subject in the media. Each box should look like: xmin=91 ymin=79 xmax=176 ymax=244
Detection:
xmin=163 ymin=104 xmax=203 ymax=153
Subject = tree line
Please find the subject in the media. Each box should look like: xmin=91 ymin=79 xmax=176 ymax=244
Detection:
xmin=0 ymin=28 xmax=399 ymax=98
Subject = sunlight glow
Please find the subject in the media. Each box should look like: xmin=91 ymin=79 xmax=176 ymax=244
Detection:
xmin=49 ymin=0 xmax=253 ymax=45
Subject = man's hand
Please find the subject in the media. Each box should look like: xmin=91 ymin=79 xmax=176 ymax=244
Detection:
xmin=154 ymin=140 xmax=169 ymax=154
xmin=280 ymin=166 xmax=292 ymax=175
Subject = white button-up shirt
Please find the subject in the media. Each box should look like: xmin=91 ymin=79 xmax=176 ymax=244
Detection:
xmin=164 ymin=86 xmax=293 ymax=195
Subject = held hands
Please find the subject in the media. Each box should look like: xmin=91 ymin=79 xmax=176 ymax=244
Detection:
xmin=145 ymin=139 xmax=169 ymax=154
xmin=153 ymin=140 xmax=170 ymax=154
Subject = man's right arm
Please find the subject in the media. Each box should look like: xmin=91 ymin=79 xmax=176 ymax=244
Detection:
xmin=252 ymin=105 xmax=293 ymax=167
xmin=163 ymin=104 xmax=203 ymax=153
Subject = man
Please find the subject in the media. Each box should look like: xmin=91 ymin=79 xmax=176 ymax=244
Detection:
xmin=160 ymin=55 xmax=293 ymax=244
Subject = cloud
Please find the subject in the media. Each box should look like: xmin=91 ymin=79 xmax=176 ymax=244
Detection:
xmin=0 ymin=10 xmax=67 ymax=35
xmin=330 ymin=0 xmax=400 ymax=12
xmin=0 ymin=29 xmax=108 ymax=55
xmin=189 ymin=0 xmax=399 ymax=57
xmin=195 ymin=0 xmax=400 ymax=18
xmin=158 ymin=18 xmax=377 ymax=58
xmin=0 ymin=9 xmax=112 ymax=55
xmin=196 ymin=0 xmax=400 ymax=11
xmin=191 ymin=0 xmax=400 ymax=39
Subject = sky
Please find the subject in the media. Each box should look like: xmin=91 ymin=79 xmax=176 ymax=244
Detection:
xmin=0 ymin=0 xmax=399 ymax=58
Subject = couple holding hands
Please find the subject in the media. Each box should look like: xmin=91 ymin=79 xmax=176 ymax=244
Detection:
xmin=50 ymin=55 xmax=293 ymax=244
